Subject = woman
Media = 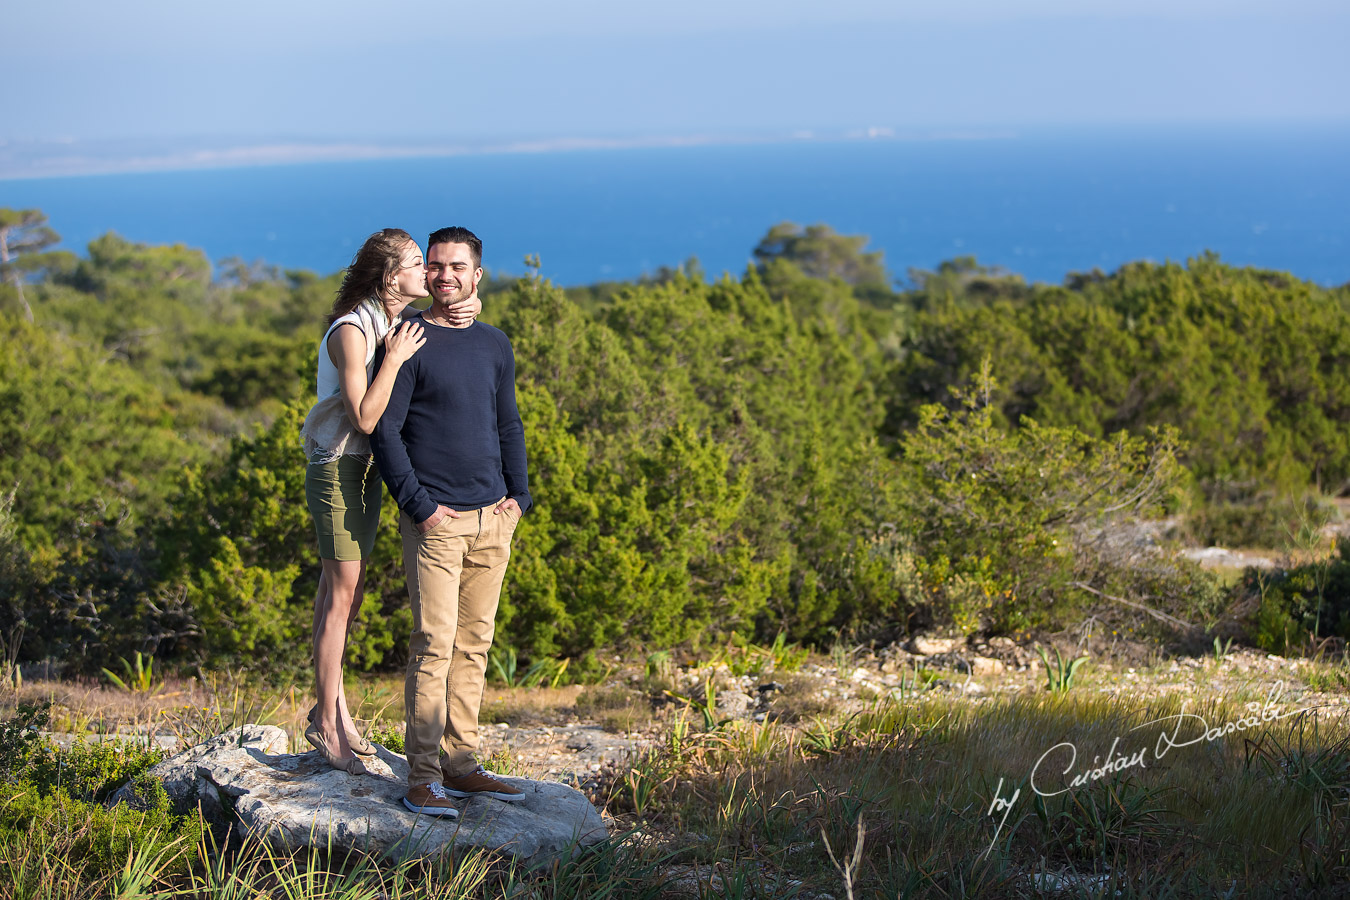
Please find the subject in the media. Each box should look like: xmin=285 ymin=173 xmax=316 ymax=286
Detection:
xmin=300 ymin=228 xmax=479 ymax=773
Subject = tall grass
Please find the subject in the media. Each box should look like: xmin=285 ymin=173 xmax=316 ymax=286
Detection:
xmin=2 ymin=679 xmax=1348 ymax=897
xmin=607 ymin=691 xmax=1350 ymax=897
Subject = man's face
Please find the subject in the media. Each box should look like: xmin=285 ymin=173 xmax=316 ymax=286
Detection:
xmin=426 ymin=241 xmax=482 ymax=308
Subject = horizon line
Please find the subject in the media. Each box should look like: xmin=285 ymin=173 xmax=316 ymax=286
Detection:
xmin=0 ymin=128 xmax=1030 ymax=182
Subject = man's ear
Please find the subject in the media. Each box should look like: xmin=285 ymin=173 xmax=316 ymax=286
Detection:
xmin=472 ymin=267 xmax=484 ymax=290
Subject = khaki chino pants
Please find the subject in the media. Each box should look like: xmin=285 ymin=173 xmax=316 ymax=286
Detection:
xmin=400 ymin=500 xmax=518 ymax=787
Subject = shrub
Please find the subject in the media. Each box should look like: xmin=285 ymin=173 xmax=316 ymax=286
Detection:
xmin=0 ymin=701 xmax=50 ymax=786
xmin=27 ymin=737 xmax=167 ymax=804
xmin=1245 ymin=538 xmax=1350 ymax=653
xmin=891 ymin=365 xmax=1188 ymax=634
xmin=0 ymin=703 xmax=200 ymax=890
xmin=0 ymin=779 xmax=201 ymax=884
xmin=1181 ymin=493 xmax=1334 ymax=549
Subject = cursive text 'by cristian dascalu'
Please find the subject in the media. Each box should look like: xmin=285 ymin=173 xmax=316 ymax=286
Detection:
xmin=982 ymin=683 xmax=1317 ymax=858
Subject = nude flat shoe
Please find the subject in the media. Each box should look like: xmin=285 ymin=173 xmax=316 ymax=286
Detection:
xmin=304 ymin=722 xmax=367 ymax=775
xmin=308 ymin=703 xmax=377 ymax=756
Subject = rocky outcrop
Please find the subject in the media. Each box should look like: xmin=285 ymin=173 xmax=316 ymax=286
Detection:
xmin=110 ymin=725 xmax=609 ymax=866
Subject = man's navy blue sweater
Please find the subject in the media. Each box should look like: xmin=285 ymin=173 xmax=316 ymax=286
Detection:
xmin=370 ymin=317 xmax=531 ymax=524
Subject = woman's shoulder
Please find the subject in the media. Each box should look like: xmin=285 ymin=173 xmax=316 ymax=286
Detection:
xmin=330 ymin=301 xmax=392 ymax=342
xmin=326 ymin=310 xmax=368 ymax=344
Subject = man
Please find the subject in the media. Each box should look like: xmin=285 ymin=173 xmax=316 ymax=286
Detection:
xmin=370 ymin=226 xmax=530 ymax=815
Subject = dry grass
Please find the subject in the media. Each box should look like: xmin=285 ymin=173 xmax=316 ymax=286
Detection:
xmin=2 ymin=676 xmax=208 ymax=735
xmin=761 ymin=671 xmax=835 ymax=723
xmin=7 ymin=650 xmax=1350 ymax=897
xmin=573 ymin=684 xmax=655 ymax=734
xmin=482 ymin=684 xmax=587 ymax=727
xmin=604 ymin=688 xmax=1350 ymax=897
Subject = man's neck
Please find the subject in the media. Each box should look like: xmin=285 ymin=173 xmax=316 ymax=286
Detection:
xmin=423 ymin=304 xmax=474 ymax=329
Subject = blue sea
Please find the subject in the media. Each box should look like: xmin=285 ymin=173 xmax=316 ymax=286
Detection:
xmin=4 ymin=126 xmax=1348 ymax=287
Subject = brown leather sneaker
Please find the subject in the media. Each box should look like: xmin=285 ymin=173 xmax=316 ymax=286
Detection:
xmin=402 ymin=782 xmax=460 ymax=817
xmin=442 ymin=766 xmax=525 ymax=802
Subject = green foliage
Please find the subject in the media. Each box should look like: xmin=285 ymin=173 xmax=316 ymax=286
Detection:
xmin=891 ymin=254 xmax=1350 ymax=521
xmin=0 ymin=317 xmax=206 ymax=553
xmin=495 ymin=265 xmax=907 ymax=653
xmin=0 ymin=314 xmax=215 ymax=670
xmin=1245 ymin=716 xmax=1350 ymax=808
xmin=157 ymin=402 xmax=313 ymax=664
xmin=366 ymin=722 xmax=405 ymax=753
xmin=1181 ymin=492 xmax=1334 ymax=549
xmin=0 ymin=702 xmax=51 ymax=786
xmin=904 ymin=256 xmax=1028 ymax=311
xmin=766 ymin=631 xmax=809 ymax=673
xmin=0 ymin=208 xmax=61 ymax=322
xmin=711 ymin=633 xmax=808 ymax=678
xmin=892 ymin=363 xmax=1187 ymax=633
xmin=0 ymin=780 xmax=200 ymax=887
xmin=1032 ymin=773 xmax=1170 ymax=862
xmin=754 ymin=221 xmax=892 ymax=295
xmin=0 ymin=703 xmax=197 ymax=891
xmin=488 ymin=646 xmax=571 ymax=688
xmin=26 ymin=738 xmax=168 ymax=806
xmin=101 ymin=652 xmax=160 ymax=694
xmin=1036 ymin=646 xmax=1090 ymax=693
xmin=1246 ymin=538 xmax=1350 ymax=653
xmin=187 ymin=325 xmax=310 ymax=410
xmin=4 ymin=210 xmax=1347 ymax=674
xmin=664 ymin=674 xmax=731 ymax=733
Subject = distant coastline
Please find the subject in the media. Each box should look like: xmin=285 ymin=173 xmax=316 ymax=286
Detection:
xmin=0 ymin=128 xmax=1018 ymax=181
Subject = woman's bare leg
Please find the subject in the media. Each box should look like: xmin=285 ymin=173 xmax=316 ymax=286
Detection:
xmin=335 ymin=567 xmax=367 ymax=740
xmin=313 ymin=557 xmax=365 ymax=761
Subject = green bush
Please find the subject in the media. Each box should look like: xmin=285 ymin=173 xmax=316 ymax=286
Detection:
xmin=890 ymin=255 xmax=1350 ymax=511
xmin=367 ymin=722 xmax=405 ymax=753
xmin=1 ymin=702 xmax=167 ymax=803
xmin=890 ymin=366 xmax=1188 ymax=634
xmin=0 ymin=701 xmax=50 ymax=785
xmin=1245 ymin=538 xmax=1350 ymax=653
xmin=1180 ymin=493 xmax=1334 ymax=550
xmin=9 ymin=214 xmax=1350 ymax=673
xmin=0 ymin=779 xmax=201 ymax=884
xmin=0 ymin=703 xmax=200 ymax=889
xmin=27 ymin=737 xmax=167 ymax=804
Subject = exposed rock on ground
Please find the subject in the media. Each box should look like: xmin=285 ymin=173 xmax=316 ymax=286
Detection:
xmin=1182 ymin=546 xmax=1277 ymax=569
xmin=910 ymin=635 xmax=959 ymax=656
xmin=111 ymin=724 xmax=609 ymax=866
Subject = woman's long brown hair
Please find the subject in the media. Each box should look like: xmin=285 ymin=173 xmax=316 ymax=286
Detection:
xmin=325 ymin=228 xmax=414 ymax=328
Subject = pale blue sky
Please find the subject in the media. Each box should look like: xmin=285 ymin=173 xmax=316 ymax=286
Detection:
xmin=6 ymin=0 xmax=1348 ymax=142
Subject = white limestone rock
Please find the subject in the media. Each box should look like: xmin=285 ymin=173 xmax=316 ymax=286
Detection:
xmin=108 ymin=723 xmax=289 ymax=821
xmin=110 ymin=725 xmax=609 ymax=867
xmin=970 ymin=655 xmax=1006 ymax=676
xmin=715 ymin=690 xmax=755 ymax=720
xmin=910 ymin=636 xmax=960 ymax=656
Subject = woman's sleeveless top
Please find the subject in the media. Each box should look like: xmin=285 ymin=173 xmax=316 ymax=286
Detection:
xmin=299 ymin=299 xmax=391 ymax=462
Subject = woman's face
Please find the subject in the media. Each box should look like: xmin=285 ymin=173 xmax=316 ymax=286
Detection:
xmin=388 ymin=241 xmax=428 ymax=300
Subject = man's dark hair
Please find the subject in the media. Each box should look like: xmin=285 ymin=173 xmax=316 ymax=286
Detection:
xmin=428 ymin=226 xmax=483 ymax=268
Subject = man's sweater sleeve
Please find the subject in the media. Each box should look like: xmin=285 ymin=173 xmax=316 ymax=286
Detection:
xmin=370 ymin=349 xmax=438 ymax=523
xmin=497 ymin=338 xmax=532 ymax=513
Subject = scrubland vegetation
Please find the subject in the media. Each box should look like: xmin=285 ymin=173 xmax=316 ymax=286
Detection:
xmin=3 ymin=213 xmax=1348 ymax=677
xmin=1 ymin=210 xmax=1349 ymax=896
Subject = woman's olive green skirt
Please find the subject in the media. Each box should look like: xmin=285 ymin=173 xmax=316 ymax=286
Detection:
xmin=305 ymin=455 xmax=381 ymax=561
